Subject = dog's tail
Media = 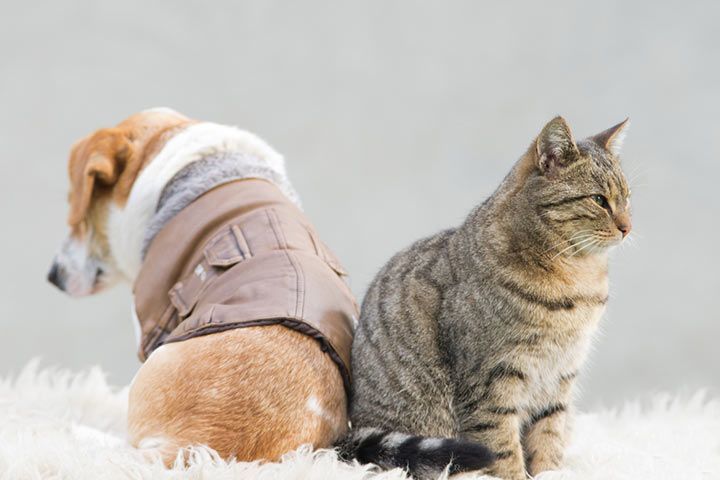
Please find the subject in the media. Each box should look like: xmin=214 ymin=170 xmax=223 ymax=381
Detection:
xmin=335 ymin=427 xmax=495 ymax=479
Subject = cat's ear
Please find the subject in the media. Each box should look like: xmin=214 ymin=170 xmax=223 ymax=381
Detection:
xmin=535 ymin=116 xmax=579 ymax=175
xmin=589 ymin=118 xmax=629 ymax=155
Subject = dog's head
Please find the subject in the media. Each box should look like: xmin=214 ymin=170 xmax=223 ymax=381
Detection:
xmin=48 ymin=108 xmax=191 ymax=296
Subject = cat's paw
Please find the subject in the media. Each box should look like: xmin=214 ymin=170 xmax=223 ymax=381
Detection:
xmin=450 ymin=469 xmax=515 ymax=480
xmin=482 ymin=464 xmax=528 ymax=480
xmin=527 ymin=455 xmax=562 ymax=477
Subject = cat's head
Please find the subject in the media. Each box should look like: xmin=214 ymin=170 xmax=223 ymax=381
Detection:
xmin=521 ymin=116 xmax=632 ymax=257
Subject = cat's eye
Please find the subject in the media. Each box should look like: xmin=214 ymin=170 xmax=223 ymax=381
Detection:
xmin=591 ymin=194 xmax=610 ymax=210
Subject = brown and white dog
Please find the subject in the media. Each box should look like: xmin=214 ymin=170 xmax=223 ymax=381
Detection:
xmin=47 ymin=108 xmax=356 ymax=465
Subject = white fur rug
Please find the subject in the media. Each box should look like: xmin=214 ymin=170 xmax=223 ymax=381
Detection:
xmin=1 ymin=361 xmax=718 ymax=480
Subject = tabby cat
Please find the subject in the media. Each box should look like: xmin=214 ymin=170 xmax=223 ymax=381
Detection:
xmin=338 ymin=117 xmax=632 ymax=479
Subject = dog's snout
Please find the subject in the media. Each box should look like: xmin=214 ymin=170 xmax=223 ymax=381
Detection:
xmin=47 ymin=262 xmax=64 ymax=290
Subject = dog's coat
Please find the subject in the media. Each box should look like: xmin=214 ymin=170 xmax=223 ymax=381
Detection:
xmin=134 ymin=177 xmax=356 ymax=392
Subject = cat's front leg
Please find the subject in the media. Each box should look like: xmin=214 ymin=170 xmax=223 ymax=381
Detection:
xmin=522 ymin=404 xmax=569 ymax=475
xmin=460 ymin=406 xmax=526 ymax=480
xmin=522 ymin=373 xmax=575 ymax=476
xmin=458 ymin=365 xmax=529 ymax=480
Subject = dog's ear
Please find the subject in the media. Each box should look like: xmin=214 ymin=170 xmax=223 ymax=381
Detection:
xmin=68 ymin=127 xmax=133 ymax=227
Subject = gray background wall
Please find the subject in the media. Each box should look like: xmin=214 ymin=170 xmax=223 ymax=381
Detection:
xmin=0 ymin=1 xmax=717 ymax=408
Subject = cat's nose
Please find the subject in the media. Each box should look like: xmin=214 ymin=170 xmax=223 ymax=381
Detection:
xmin=614 ymin=213 xmax=632 ymax=238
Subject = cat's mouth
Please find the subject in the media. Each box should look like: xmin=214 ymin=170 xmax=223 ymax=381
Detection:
xmin=592 ymin=232 xmax=625 ymax=250
xmin=565 ymin=231 xmax=624 ymax=256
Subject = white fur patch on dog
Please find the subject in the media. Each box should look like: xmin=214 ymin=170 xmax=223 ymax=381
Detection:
xmin=305 ymin=395 xmax=333 ymax=423
xmin=108 ymin=122 xmax=290 ymax=281
xmin=1 ymin=361 xmax=719 ymax=479
xmin=52 ymin=236 xmax=101 ymax=297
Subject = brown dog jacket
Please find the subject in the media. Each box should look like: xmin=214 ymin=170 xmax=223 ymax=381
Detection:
xmin=133 ymin=179 xmax=358 ymax=393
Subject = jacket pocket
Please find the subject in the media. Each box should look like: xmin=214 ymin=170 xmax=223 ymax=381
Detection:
xmin=168 ymin=225 xmax=251 ymax=317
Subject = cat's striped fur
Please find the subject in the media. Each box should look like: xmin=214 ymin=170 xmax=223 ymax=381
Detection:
xmin=339 ymin=117 xmax=631 ymax=479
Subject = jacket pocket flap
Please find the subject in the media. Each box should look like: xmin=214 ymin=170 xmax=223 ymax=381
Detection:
xmin=204 ymin=225 xmax=251 ymax=267
xmin=306 ymin=227 xmax=348 ymax=276
xmin=321 ymin=246 xmax=348 ymax=276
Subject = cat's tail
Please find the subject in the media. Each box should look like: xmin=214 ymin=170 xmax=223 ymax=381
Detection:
xmin=335 ymin=427 xmax=495 ymax=478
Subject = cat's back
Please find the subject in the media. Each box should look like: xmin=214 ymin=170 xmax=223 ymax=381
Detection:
xmin=359 ymin=228 xmax=456 ymax=330
xmin=351 ymin=228 xmax=458 ymax=433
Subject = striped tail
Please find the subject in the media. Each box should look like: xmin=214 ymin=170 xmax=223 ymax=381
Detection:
xmin=336 ymin=427 xmax=495 ymax=479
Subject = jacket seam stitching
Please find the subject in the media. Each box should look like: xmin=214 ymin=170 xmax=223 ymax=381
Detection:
xmin=266 ymin=208 xmax=303 ymax=317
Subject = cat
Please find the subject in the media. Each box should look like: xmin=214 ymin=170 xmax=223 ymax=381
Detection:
xmin=338 ymin=116 xmax=631 ymax=480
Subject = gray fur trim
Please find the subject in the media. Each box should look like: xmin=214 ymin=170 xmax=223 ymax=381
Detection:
xmin=142 ymin=152 xmax=301 ymax=257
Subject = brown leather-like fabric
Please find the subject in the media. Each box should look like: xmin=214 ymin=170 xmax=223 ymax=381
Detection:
xmin=133 ymin=179 xmax=358 ymax=393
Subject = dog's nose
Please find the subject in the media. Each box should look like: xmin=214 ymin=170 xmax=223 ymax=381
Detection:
xmin=47 ymin=262 xmax=64 ymax=290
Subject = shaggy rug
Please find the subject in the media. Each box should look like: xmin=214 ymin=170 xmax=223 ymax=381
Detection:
xmin=0 ymin=361 xmax=718 ymax=480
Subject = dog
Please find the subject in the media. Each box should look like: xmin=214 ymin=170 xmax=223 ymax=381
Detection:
xmin=47 ymin=108 xmax=358 ymax=465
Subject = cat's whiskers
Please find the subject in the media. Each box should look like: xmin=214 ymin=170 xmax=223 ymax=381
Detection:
xmin=543 ymin=230 xmax=594 ymax=254
xmin=545 ymin=235 xmax=593 ymax=256
xmin=626 ymin=163 xmax=648 ymax=186
xmin=569 ymin=238 xmax=599 ymax=258
xmin=621 ymin=231 xmax=639 ymax=249
xmin=552 ymin=235 xmax=597 ymax=260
